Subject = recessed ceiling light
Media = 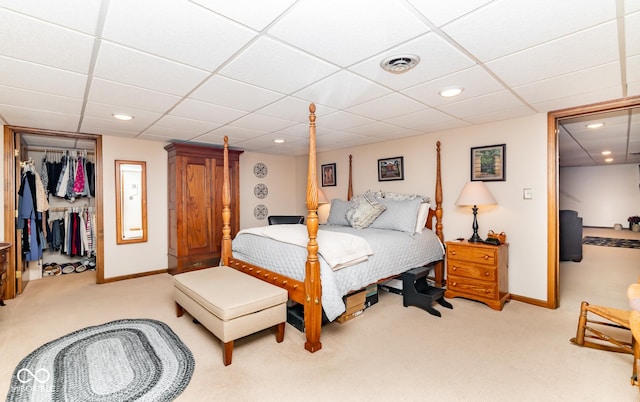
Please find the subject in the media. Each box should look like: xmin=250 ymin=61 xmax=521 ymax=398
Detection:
xmin=380 ymin=55 xmax=420 ymax=74
xmin=604 ymin=157 xmax=614 ymax=163
xmin=439 ymin=87 xmax=463 ymax=97
xmin=113 ymin=113 xmax=134 ymax=121
xmin=586 ymin=122 xmax=604 ymax=129
xmin=601 ymin=150 xmax=612 ymax=155
xmin=273 ymin=139 xmax=285 ymax=144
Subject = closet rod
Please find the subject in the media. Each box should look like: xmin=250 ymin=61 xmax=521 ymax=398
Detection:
xmin=26 ymin=147 xmax=95 ymax=155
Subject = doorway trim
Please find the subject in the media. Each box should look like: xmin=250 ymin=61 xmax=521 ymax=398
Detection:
xmin=3 ymin=126 xmax=105 ymax=300
xmin=547 ymin=95 xmax=640 ymax=308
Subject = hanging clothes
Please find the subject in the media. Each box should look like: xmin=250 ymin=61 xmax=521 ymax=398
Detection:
xmin=18 ymin=168 xmax=45 ymax=261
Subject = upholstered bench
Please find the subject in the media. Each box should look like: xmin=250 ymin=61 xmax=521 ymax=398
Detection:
xmin=173 ymin=266 xmax=287 ymax=366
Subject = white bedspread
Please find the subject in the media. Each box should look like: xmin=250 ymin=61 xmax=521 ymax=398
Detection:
xmin=237 ymin=224 xmax=373 ymax=270
xmin=232 ymin=224 xmax=444 ymax=321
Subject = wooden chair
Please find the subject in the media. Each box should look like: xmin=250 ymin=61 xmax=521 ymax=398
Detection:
xmin=631 ymin=311 xmax=640 ymax=388
xmin=570 ymin=301 xmax=632 ymax=354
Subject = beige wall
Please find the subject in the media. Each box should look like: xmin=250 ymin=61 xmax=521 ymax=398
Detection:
xmin=311 ymin=113 xmax=549 ymax=301
xmin=2 ymin=113 xmax=549 ymax=300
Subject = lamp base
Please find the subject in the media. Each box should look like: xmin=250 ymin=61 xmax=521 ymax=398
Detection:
xmin=468 ymin=233 xmax=484 ymax=243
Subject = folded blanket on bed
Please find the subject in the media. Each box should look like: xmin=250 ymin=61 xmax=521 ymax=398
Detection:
xmin=236 ymin=224 xmax=373 ymax=271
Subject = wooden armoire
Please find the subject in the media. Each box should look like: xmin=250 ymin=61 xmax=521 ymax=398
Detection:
xmin=165 ymin=143 xmax=242 ymax=275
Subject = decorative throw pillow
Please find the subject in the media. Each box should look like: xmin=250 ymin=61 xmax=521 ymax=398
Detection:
xmin=327 ymin=199 xmax=352 ymax=226
xmin=380 ymin=192 xmax=430 ymax=204
xmin=346 ymin=193 xmax=386 ymax=229
xmin=370 ymin=197 xmax=422 ymax=233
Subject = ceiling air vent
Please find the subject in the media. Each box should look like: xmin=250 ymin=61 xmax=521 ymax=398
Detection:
xmin=380 ymin=55 xmax=420 ymax=74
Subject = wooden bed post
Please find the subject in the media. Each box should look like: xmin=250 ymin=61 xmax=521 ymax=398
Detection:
xmin=221 ymin=136 xmax=231 ymax=266
xmin=304 ymin=103 xmax=322 ymax=353
xmin=433 ymin=141 xmax=444 ymax=287
xmin=347 ymin=155 xmax=353 ymax=201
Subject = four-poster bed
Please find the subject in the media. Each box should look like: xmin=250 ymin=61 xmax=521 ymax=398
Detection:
xmin=221 ymin=103 xmax=444 ymax=353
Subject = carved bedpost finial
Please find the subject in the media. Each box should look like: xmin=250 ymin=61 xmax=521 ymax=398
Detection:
xmin=347 ymin=154 xmax=353 ymax=201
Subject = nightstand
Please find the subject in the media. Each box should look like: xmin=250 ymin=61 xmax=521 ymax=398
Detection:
xmin=444 ymin=240 xmax=509 ymax=310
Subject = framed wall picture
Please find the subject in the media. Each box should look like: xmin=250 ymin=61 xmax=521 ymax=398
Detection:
xmin=471 ymin=144 xmax=506 ymax=181
xmin=321 ymin=163 xmax=336 ymax=186
xmin=378 ymin=156 xmax=404 ymax=181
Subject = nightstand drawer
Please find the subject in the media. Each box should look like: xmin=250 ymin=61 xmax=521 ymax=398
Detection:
xmin=447 ymin=260 xmax=497 ymax=282
xmin=447 ymin=244 xmax=497 ymax=266
xmin=446 ymin=274 xmax=497 ymax=299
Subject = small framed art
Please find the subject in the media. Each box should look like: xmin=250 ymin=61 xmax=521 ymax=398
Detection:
xmin=378 ymin=156 xmax=404 ymax=181
xmin=471 ymin=144 xmax=506 ymax=181
xmin=321 ymin=163 xmax=336 ymax=187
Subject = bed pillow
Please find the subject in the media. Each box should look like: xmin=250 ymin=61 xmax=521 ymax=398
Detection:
xmin=327 ymin=199 xmax=351 ymax=226
xmin=380 ymin=192 xmax=430 ymax=204
xmin=415 ymin=203 xmax=431 ymax=233
xmin=346 ymin=193 xmax=386 ymax=229
xmin=370 ymin=197 xmax=422 ymax=233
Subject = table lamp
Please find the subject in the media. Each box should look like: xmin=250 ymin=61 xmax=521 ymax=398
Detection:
xmin=455 ymin=181 xmax=497 ymax=242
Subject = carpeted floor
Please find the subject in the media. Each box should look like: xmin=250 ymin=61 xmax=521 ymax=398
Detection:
xmin=582 ymin=236 xmax=640 ymax=249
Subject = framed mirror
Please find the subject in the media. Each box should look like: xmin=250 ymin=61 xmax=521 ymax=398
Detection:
xmin=115 ymin=160 xmax=147 ymax=244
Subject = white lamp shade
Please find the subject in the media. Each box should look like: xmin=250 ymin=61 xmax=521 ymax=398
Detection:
xmin=317 ymin=188 xmax=329 ymax=204
xmin=455 ymin=181 xmax=497 ymax=206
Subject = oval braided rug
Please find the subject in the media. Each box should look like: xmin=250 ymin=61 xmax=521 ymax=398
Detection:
xmin=6 ymin=319 xmax=194 ymax=402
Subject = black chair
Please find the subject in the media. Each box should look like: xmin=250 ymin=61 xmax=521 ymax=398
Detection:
xmin=268 ymin=215 xmax=304 ymax=225
xmin=559 ymin=210 xmax=583 ymax=262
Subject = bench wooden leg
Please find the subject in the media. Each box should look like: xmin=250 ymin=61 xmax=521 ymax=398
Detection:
xmin=275 ymin=322 xmax=285 ymax=343
xmin=176 ymin=302 xmax=184 ymax=317
xmin=223 ymin=340 xmax=234 ymax=366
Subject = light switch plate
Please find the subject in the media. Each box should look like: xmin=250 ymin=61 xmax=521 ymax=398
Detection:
xmin=523 ymin=188 xmax=533 ymax=199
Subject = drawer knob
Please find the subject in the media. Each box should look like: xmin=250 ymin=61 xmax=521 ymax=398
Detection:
xmin=451 ymin=282 xmax=457 ymax=287
xmin=452 ymin=266 xmax=458 ymax=271
xmin=485 ymin=289 xmax=491 ymax=294
xmin=484 ymin=272 xmax=490 ymax=276
xmin=483 ymin=255 xmax=489 ymax=260
xmin=450 ymin=251 xmax=456 ymax=255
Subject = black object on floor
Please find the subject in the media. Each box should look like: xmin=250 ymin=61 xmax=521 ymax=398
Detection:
xmin=582 ymin=236 xmax=640 ymax=249
xmin=402 ymin=266 xmax=453 ymax=317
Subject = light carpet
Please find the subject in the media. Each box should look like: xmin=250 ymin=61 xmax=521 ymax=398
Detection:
xmin=6 ymin=319 xmax=194 ymax=402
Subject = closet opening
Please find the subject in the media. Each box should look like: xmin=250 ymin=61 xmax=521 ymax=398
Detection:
xmin=2 ymin=126 xmax=104 ymax=301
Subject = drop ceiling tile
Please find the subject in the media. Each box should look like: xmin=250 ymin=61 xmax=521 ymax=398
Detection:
xmin=386 ymin=108 xmax=470 ymax=132
xmin=487 ymin=21 xmax=619 ymax=87
xmin=627 ymin=53 xmax=640 ymax=96
xmin=147 ymin=115 xmax=221 ymax=137
xmin=438 ymin=90 xmax=529 ymax=121
xmin=408 ymin=0 xmax=493 ymax=27
xmin=0 ymin=0 xmax=103 ymax=34
xmin=346 ymin=93 xmax=426 ymax=120
xmin=295 ymin=71 xmax=391 ymax=110
xmin=350 ymin=33 xmax=475 ymax=91
xmin=0 ymin=85 xmax=82 ymax=115
xmin=219 ymin=36 xmax=338 ymax=94
xmin=272 ymin=123 xmax=314 ymax=140
xmin=83 ymin=101 xmax=162 ymax=129
xmin=514 ymin=62 xmax=621 ymax=105
xmin=443 ymin=0 xmax=615 ymax=62
xmin=229 ymin=113 xmax=297 ymax=132
xmin=628 ymin=12 xmax=640 ymax=56
xmin=190 ymin=75 xmax=284 ymax=112
xmin=346 ymin=121 xmax=422 ymax=140
xmin=93 ymin=41 xmax=209 ymax=96
xmin=314 ymin=110 xmax=374 ymax=131
xmin=79 ymin=116 xmax=143 ymax=136
xmin=103 ymin=0 xmax=256 ymax=71
xmin=464 ymin=104 xmax=534 ymax=125
xmin=268 ymin=0 xmax=430 ymax=67
xmin=0 ymin=8 xmax=95 ymax=73
xmin=88 ymin=78 xmax=181 ymax=113
xmin=205 ymin=125 xmax=264 ymax=142
xmin=191 ymin=0 xmax=297 ymax=31
xmin=255 ymin=97 xmax=335 ymax=121
xmin=0 ymin=56 xmax=86 ymax=98
xmin=170 ymin=99 xmax=246 ymax=124
xmin=531 ymin=86 xmax=623 ymax=113
xmin=402 ymin=66 xmax=504 ymax=107
xmin=0 ymin=105 xmax=80 ymax=131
